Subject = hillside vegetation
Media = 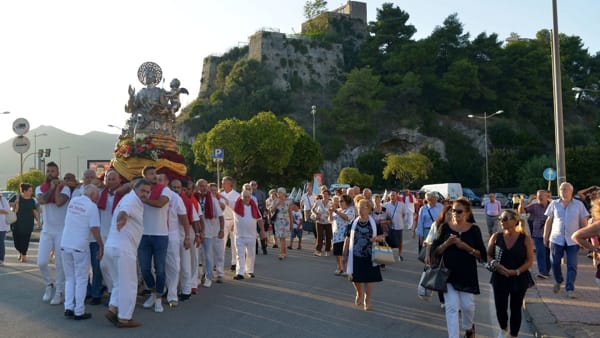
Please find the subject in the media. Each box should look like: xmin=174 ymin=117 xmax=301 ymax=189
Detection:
xmin=181 ymin=3 xmax=600 ymax=192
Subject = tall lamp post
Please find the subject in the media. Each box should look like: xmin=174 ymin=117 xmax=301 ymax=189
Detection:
xmin=58 ymin=146 xmax=70 ymax=169
xmin=33 ymin=132 xmax=48 ymax=170
xmin=310 ymin=105 xmax=316 ymax=140
xmin=467 ymin=110 xmax=504 ymax=194
xmin=1 ymin=111 xmax=9 ymax=115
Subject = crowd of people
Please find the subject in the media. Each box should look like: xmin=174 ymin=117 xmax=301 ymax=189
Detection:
xmin=3 ymin=161 xmax=600 ymax=337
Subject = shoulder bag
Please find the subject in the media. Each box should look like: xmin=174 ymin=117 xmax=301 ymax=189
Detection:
xmin=420 ymin=256 xmax=450 ymax=292
xmin=372 ymin=242 xmax=396 ymax=265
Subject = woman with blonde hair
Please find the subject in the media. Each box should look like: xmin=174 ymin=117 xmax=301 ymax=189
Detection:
xmin=487 ymin=209 xmax=534 ymax=338
xmin=345 ymin=199 xmax=385 ymax=310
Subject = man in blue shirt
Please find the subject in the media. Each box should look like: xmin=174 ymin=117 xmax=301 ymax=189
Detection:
xmin=416 ymin=192 xmax=443 ymax=253
xmin=543 ymin=182 xmax=589 ymax=298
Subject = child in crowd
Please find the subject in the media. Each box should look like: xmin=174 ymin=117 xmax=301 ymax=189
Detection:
xmin=289 ymin=203 xmax=303 ymax=250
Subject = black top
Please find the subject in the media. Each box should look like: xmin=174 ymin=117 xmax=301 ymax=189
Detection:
xmin=352 ymin=220 xmax=383 ymax=257
xmin=490 ymin=233 xmax=530 ymax=290
xmin=433 ymin=223 xmax=487 ymax=294
xmin=11 ymin=196 xmax=37 ymax=231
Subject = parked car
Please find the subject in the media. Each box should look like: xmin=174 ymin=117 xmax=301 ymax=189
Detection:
xmin=1 ymin=191 xmax=16 ymax=201
xmin=462 ymin=188 xmax=481 ymax=206
xmin=417 ymin=190 xmax=447 ymax=204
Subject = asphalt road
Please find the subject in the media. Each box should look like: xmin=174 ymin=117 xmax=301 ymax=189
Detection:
xmin=0 ymin=208 xmax=534 ymax=338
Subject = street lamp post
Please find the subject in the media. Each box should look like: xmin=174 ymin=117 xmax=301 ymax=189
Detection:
xmin=1 ymin=111 xmax=10 ymax=115
xmin=310 ymin=105 xmax=316 ymax=140
xmin=551 ymin=0 xmax=566 ymax=185
xmin=58 ymin=146 xmax=70 ymax=169
xmin=33 ymin=132 xmax=48 ymax=170
xmin=467 ymin=110 xmax=504 ymax=194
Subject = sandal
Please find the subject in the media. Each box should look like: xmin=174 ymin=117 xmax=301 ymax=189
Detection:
xmin=464 ymin=324 xmax=475 ymax=338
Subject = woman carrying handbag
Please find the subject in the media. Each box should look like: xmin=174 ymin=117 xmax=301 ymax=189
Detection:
xmin=487 ymin=210 xmax=534 ymax=338
xmin=432 ymin=197 xmax=486 ymax=338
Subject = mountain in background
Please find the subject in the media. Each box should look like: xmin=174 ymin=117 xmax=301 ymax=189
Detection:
xmin=0 ymin=125 xmax=118 ymax=189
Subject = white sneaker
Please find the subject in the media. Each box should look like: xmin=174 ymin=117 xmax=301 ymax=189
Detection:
xmin=498 ymin=330 xmax=509 ymax=338
xmin=42 ymin=284 xmax=54 ymax=302
xmin=143 ymin=293 xmax=157 ymax=308
xmin=203 ymin=279 xmax=212 ymax=288
xmin=154 ymin=298 xmax=164 ymax=313
xmin=50 ymin=291 xmax=63 ymax=305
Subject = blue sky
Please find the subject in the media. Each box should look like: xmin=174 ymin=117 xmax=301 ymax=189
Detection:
xmin=0 ymin=0 xmax=598 ymax=144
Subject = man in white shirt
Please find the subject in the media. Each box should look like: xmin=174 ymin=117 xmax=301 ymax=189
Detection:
xmin=383 ymin=191 xmax=406 ymax=261
xmin=103 ymin=179 xmax=150 ymax=328
xmin=196 ymin=179 xmax=223 ymax=286
xmin=60 ymin=184 xmax=103 ymax=320
xmin=36 ymin=162 xmax=71 ymax=305
xmin=138 ymin=166 xmax=170 ymax=313
xmin=233 ymin=190 xmax=265 ymax=280
xmin=401 ymin=189 xmax=416 ymax=231
xmin=156 ymin=174 xmax=191 ymax=307
xmin=220 ymin=176 xmax=240 ymax=272
xmin=97 ymin=170 xmax=123 ymax=299
xmin=300 ymin=182 xmax=316 ymax=237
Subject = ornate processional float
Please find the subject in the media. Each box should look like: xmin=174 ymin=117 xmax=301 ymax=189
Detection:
xmin=109 ymin=62 xmax=190 ymax=181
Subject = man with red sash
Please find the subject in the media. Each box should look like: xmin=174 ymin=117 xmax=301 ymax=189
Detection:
xmin=156 ymin=174 xmax=190 ymax=307
xmin=138 ymin=166 xmax=170 ymax=313
xmin=183 ymin=180 xmax=203 ymax=295
xmin=170 ymin=179 xmax=203 ymax=299
xmin=36 ymin=161 xmax=71 ymax=305
xmin=195 ymin=179 xmax=223 ymax=286
xmin=233 ymin=190 xmax=265 ymax=280
xmin=220 ymin=176 xmax=240 ymax=272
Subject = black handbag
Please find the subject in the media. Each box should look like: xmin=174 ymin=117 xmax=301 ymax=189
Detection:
xmin=420 ymin=256 xmax=450 ymax=292
xmin=418 ymin=246 xmax=427 ymax=263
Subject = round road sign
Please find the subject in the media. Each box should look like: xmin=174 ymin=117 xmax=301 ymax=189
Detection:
xmin=12 ymin=118 xmax=30 ymax=136
xmin=12 ymin=136 xmax=31 ymax=154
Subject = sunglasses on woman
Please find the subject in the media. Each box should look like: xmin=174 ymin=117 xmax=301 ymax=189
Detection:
xmin=451 ymin=208 xmax=464 ymax=214
xmin=498 ymin=216 xmax=511 ymax=222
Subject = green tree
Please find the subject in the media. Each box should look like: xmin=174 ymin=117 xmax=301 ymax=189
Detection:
xmin=516 ymin=154 xmax=554 ymax=193
xmin=356 ymin=149 xmax=386 ymax=190
xmin=304 ymin=0 xmax=328 ymax=20
xmin=6 ymin=170 xmax=45 ymax=192
xmin=337 ymin=167 xmax=374 ymax=188
xmin=382 ymin=152 xmax=432 ymax=188
xmin=192 ymin=112 xmax=322 ymax=186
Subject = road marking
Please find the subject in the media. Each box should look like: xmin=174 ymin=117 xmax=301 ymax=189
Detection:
xmin=0 ymin=268 xmax=39 ymax=277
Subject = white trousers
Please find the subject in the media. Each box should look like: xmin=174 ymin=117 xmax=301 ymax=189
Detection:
xmin=179 ymin=241 xmax=192 ymax=294
xmin=203 ymin=237 xmax=224 ymax=280
xmin=223 ymin=219 xmax=237 ymax=265
xmin=99 ymin=234 xmax=113 ymax=293
xmin=188 ymin=245 xmax=198 ymax=291
xmin=444 ymin=283 xmax=475 ymax=338
xmin=165 ymin=236 xmax=181 ymax=302
xmin=38 ymin=231 xmax=65 ymax=292
xmin=62 ymin=248 xmax=90 ymax=315
xmin=104 ymin=246 xmax=137 ymax=321
xmin=235 ymin=236 xmax=256 ymax=276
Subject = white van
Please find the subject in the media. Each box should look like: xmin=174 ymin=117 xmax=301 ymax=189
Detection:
xmin=419 ymin=183 xmax=463 ymax=201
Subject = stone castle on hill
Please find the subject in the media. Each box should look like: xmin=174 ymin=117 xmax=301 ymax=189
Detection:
xmin=198 ymin=1 xmax=368 ymax=100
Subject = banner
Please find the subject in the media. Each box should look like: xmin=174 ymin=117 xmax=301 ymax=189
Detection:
xmin=312 ymin=173 xmax=323 ymax=195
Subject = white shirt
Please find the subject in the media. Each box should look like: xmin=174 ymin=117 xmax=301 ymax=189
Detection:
xmin=292 ymin=210 xmax=303 ymax=229
xmin=221 ymin=189 xmax=240 ymax=221
xmin=142 ymin=185 xmax=170 ymax=236
xmin=301 ymin=193 xmax=315 ymax=211
xmin=545 ymin=198 xmax=589 ymax=246
xmin=60 ymin=195 xmax=100 ymax=252
xmin=0 ymin=197 xmax=10 ymax=232
xmin=234 ymin=204 xmax=259 ymax=238
xmin=198 ymin=194 xmax=222 ymax=238
xmin=35 ymin=185 xmax=71 ymax=233
xmin=384 ymin=200 xmax=406 ymax=230
xmin=105 ymin=190 xmax=145 ymax=254
xmin=70 ymin=185 xmax=84 ymax=199
xmin=166 ymin=190 xmax=187 ymax=240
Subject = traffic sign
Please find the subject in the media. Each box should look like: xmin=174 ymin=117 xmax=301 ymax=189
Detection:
xmin=212 ymin=148 xmax=224 ymax=160
xmin=12 ymin=118 xmax=30 ymax=136
xmin=12 ymin=136 xmax=31 ymax=154
xmin=543 ymin=167 xmax=557 ymax=181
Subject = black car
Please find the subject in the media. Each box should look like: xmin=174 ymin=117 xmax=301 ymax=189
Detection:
xmin=462 ymin=188 xmax=481 ymax=206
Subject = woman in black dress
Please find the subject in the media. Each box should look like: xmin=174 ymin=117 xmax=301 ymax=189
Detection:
xmin=345 ymin=199 xmax=385 ymax=311
xmin=9 ymin=183 xmax=39 ymax=263
xmin=487 ymin=209 xmax=534 ymax=338
xmin=433 ymin=197 xmax=486 ymax=338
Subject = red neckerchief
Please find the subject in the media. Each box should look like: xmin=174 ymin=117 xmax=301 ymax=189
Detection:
xmin=97 ymin=186 xmax=122 ymax=213
xmin=149 ymin=184 xmax=166 ymax=200
xmin=198 ymin=191 xmax=215 ymax=219
xmin=40 ymin=181 xmax=56 ymax=204
xmin=179 ymin=192 xmax=194 ymax=224
xmin=234 ymin=198 xmax=261 ymax=219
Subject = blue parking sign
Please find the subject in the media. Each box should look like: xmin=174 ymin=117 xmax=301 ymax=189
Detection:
xmin=543 ymin=167 xmax=556 ymax=181
xmin=213 ymin=148 xmax=224 ymax=160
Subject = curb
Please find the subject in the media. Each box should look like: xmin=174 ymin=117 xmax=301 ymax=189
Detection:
xmin=523 ymin=285 xmax=570 ymax=338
